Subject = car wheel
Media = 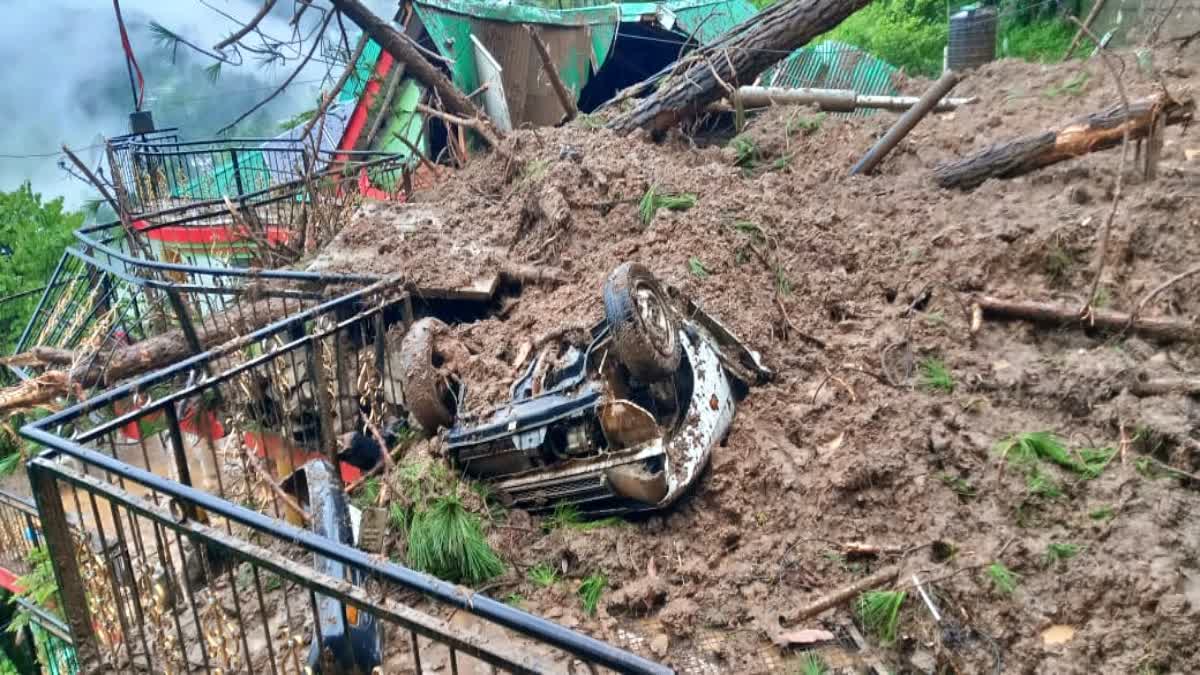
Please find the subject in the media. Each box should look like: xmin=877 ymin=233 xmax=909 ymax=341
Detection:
xmin=603 ymin=262 xmax=681 ymax=382
xmin=398 ymin=318 xmax=458 ymax=432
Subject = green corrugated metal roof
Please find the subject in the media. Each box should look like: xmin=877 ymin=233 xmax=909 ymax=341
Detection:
xmin=762 ymin=40 xmax=900 ymax=116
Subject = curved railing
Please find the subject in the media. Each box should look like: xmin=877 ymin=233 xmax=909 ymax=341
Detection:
xmin=4 ymin=134 xmax=673 ymax=673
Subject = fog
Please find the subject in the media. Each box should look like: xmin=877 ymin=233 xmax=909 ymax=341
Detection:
xmin=0 ymin=0 xmax=395 ymax=207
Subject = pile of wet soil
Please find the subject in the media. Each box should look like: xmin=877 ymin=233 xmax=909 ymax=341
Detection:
xmin=320 ymin=47 xmax=1200 ymax=673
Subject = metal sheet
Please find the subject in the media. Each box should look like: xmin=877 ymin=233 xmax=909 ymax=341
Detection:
xmin=471 ymin=35 xmax=514 ymax=132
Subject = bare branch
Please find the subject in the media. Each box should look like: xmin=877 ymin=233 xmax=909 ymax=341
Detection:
xmin=298 ymin=32 xmax=370 ymax=143
xmin=219 ymin=10 xmax=334 ymax=135
xmin=1070 ymin=16 xmax=1132 ymax=321
xmin=214 ymin=0 xmax=278 ymax=51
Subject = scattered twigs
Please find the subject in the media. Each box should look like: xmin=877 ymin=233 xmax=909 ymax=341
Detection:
xmin=414 ymin=103 xmax=509 ymax=160
xmin=970 ymin=295 xmax=1200 ymax=343
xmin=298 ymin=32 xmax=370 ymax=145
xmin=214 ymin=0 xmax=278 ymax=51
xmin=911 ymin=574 xmax=942 ymax=623
xmin=1130 ymin=262 xmax=1200 ymax=325
xmin=1064 ymin=0 xmax=1107 ymax=58
xmin=393 ymin=132 xmax=441 ymax=178
xmin=219 ymin=10 xmax=333 ymax=135
xmin=524 ymin=25 xmax=577 ymax=123
xmin=782 ymin=564 xmax=900 ymax=624
xmin=1071 ymin=17 xmax=1132 ymax=321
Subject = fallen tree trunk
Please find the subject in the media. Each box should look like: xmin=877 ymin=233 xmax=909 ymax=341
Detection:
xmin=607 ymin=0 xmax=871 ymax=135
xmin=329 ymin=0 xmax=504 ymax=149
xmin=1130 ymin=376 xmax=1200 ymax=397
xmin=972 ymin=295 xmax=1200 ymax=343
xmin=934 ymin=93 xmax=1195 ymax=189
xmin=0 ymin=296 xmax=297 ymax=414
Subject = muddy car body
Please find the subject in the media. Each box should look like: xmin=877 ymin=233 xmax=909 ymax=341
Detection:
xmin=402 ymin=264 xmax=770 ymax=516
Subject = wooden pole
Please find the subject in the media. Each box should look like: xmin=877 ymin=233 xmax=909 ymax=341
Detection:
xmin=525 ymin=25 xmax=578 ymax=123
xmin=735 ymin=86 xmax=975 ymax=112
xmin=1065 ymin=0 xmax=1107 ymax=58
xmin=850 ymin=70 xmax=959 ymax=175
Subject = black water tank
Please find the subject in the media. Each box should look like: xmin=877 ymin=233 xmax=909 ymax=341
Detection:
xmin=947 ymin=6 xmax=997 ymax=71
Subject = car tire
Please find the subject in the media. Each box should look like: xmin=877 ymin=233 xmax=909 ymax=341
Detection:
xmin=603 ymin=262 xmax=681 ymax=382
xmin=398 ymin=318 xmax=457 ymax=432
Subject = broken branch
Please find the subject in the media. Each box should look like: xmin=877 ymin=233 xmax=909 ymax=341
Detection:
xmin=214 ymin=0 xmax=277 ymax=51
xmin=525 ymin=25 xmax=577 ymax=123
xmin=784 ymin=564 xmax=900 ymax=623
xmin=971 ymin=295 xmax=1200 ymax=343
xmin=933 ymin=93 xmax=1194 ymax=189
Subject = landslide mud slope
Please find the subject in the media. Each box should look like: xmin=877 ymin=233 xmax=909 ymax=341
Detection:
xmin=321 ymin=47 xmax=1200 ymax=673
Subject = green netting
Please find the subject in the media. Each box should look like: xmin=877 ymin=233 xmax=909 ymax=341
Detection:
xmin=761 ymin=40 xmax=901 ymax=116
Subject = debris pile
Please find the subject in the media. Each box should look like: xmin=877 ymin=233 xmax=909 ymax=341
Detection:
xmin=308 ymin=42 xmax=1200 ymax=673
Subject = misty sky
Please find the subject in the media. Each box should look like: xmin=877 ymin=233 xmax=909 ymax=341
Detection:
xmin=0 ymin=0 xmax=395 ymax=207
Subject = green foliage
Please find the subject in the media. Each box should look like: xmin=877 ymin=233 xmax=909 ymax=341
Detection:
xmin=638 ymin=186 xmax=696 ymax=224
xmin=729 ymin=135 xmax=762 ymax=168
xmin=1089 ymin=505 xmax=1114 ymax=521
xmin=688 ymin=257 xmax=711 ymax=279
xmin=985 ymin=562 xmax=1018 ymax=595
xmin=278 ymin=108 xmax=317 ymax=131
xmin=857 ymin=590 xmax=906 ymax=643
xmin=1001 ymin=18 xmax=1076 ymax=63
xmin=995 ymin=431 xmax=1074 ymax=470
xmin=1044 ymin=541 xmax=1080 ymax=565
xmin=918 ymin=358 xmax=955 ymax=393
xmin=7 ymin=545 xmax=59 ymax=638
xmin=817 ymin=0 xmax=948 ymax=76
xmin=504 ymin=593 xmax=524 ymax=607
xmin=1026 ymin=466 xmax=1062 ymax=499
xmin=939 ymin=473 xmax=976 ymax=498
xmin=578 ymin=572 xmax=607 ymax=616
xmin=407 ymin=495 xmax=504 ymax=585
xmin=795 ymin=651 xmax=828 ymax=675
xmin=528 ymin=563 xmax=559 ymax=588
xmin=1044 ymin=71 xmax=1092 ymax=98
xmin=542 ymin=503 xmax=624 ymax=532
xmin=787 ymin=112 xmax=826 ymax=136
xmin=352 ymin=477 xmax=381 ymax=510
xmin=0 ymin=184 xmax=84 ymax=353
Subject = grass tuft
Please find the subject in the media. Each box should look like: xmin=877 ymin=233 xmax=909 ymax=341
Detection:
xmin=352 ymin=477 xmax=381 ymax=510
xmin=528 ymin=563 xmax=559 ymax=588
xmin=1026 ymin=466 xmax=1062 ymax=499
xmin=796 ymin=651 xmax=828 ymax=675
xmin=995 ymin=431 xmax=1075 ymax=470
xmin=578 ymin=572 xmax=607 ymax=616
xmin=1043 ymin=71 xmax=1091 ymax=98
xmin=939 ymin=473 xmax=976 ymax=498
xmin=1089 ymin=505 xmax=1114 ymax=521
xmin=542 ymin=504 xmax=624 ymax=532
xmin=407 ymin=495 xmax=504 ymax=585
xmin=857 ymin=590 xmax=905 ymax=644
xmin=787 ymin=112 xmax=826 ymax=136
xmin=1044 ymin=542 xmax=1080 ymax=566
xmin=688 ymin=257 xmax=711 ymax=278
xmin=639 ymin=186 xmax=696 ymax=224
xmin=918 ymin=357 xmax=955 ymax=393
xmin=729 ymin=135 xmax=761 ymax=168
xmin=985 ymin=562 xmax=1018 ymax=595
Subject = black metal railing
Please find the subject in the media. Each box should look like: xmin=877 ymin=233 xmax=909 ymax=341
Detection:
xmin=21 ymin=282 xmax=671 ymax=674
xmin=107 ymin=133 xmax=410 ymax=216
xmin=0 ymin=489 xmax=40 ymax=577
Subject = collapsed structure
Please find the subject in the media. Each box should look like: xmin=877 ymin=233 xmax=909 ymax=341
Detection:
xmin=1 ymin=1 xmax=1198 ymax=674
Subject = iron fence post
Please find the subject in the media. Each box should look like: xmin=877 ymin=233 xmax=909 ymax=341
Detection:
xmin=26 ymin=459 xmax=104 ymax=673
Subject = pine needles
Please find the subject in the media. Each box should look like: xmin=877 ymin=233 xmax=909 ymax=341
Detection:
xmin=638 ymin=186 xmax=696 ymax=224
xmin=918 ymin=358 xmax=955 ymax=393
xmin=528 ymin=563 xmax=559 ymax=588
xmin=857 ymin=590 xmax=905 ymax=644
xmin=796 ymin=651 xmax=828 ymax=675
xmin=995 ymin=431 xmax=1118 ymax=497
xmin=985 ymin=562 xmax=1018 ymax=595
xmin=578 ymin=572 xmax=607 ymax=616
xmin=542 ymin=503 xmax=624 ymax=532
xmin=407 ymin=495 xmax=504 ymax=585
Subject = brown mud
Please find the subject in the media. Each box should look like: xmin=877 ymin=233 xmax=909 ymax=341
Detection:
xmin=320 ymin=48 xmax=1200 ymax=673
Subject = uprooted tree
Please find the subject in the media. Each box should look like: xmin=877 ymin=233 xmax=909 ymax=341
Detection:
xmin=934 ymin=93 xmax=1195 ymax=189
xmin=607 ymin=0 xmax=872 ymax=135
